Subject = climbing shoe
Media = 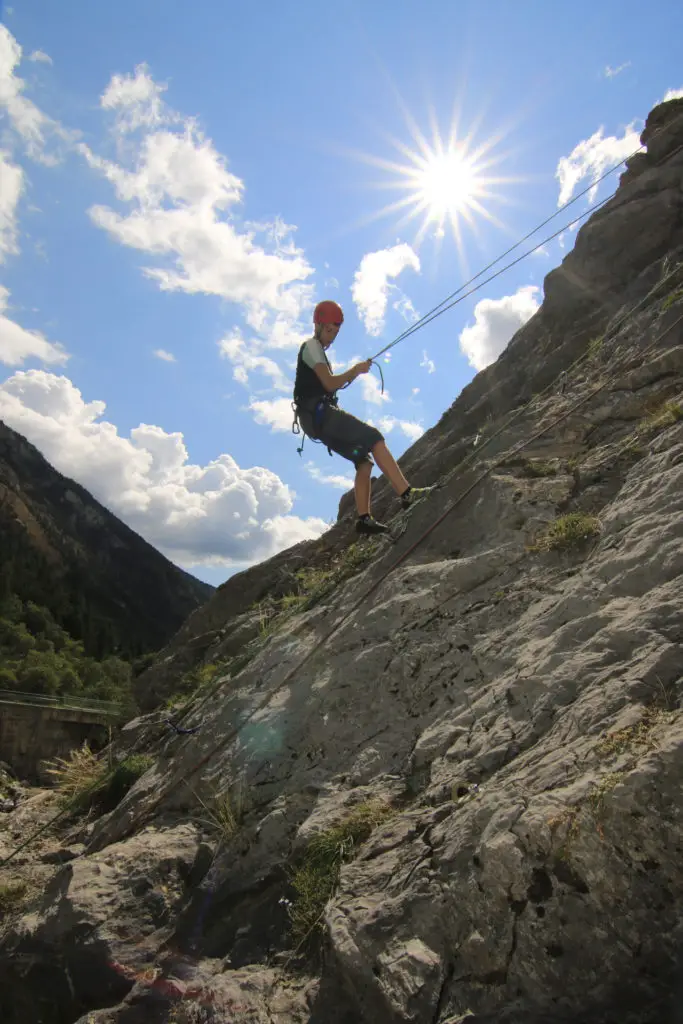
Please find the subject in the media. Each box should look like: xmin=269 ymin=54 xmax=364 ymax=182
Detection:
xmin=400 ymin=485 xmax=436 ymax=510
xmin=356 ymin=514 xmax=390 ymax=536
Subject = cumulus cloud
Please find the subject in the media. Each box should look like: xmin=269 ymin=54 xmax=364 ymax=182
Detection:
xmin=555 ymin=123 xmax=640 ymax=206
xmin=219 ymin=330 xmax=289 ymax=391
xmin=101 ymin=64 xmax=169 ymax=134
xmin=80 ymin=65 xmax=315 ymax=343
xmin=248 ymin=397 xmax=294 ymax=432
xmin=660 ymin=87 xmax=683 ymax=104
xmin=352 ymin=243 xmax=420 ymax=336
xmin=459 ymin=286 xmax=540 ymax=371
xmin=0 ymin=370 xmax=328 ymax=566
xmin=420 ymin=350 xmax=435 ymax=374
xmin=0 ymin=287 xmax=69 ymax=365
xmin=377 ymin=415 xmax=424 ymax=442
xmin=153 ymin=348 xmax=176 ymax=362
xmin=305 ymin=462 xmax=354 ymax=490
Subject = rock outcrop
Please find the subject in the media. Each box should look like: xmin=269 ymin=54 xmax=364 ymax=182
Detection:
xmin=1 ymin=98 xmax=683 ymax=1024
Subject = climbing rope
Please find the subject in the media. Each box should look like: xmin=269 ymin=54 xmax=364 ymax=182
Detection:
xmin=3 ymin=113 xmax=683 ymax=870
xmin=6 ymin=272 xmax=678 ymax=876
xmin=368 ymin=108 xmax=683 ymax=364
xmin=116 ymin=304 xmax=683 ymax=839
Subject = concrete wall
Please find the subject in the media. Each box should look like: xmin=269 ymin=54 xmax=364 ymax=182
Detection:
xmin=0 ymin=700 xmax=111 ymax=783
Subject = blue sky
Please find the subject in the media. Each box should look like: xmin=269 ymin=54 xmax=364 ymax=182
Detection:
xmin=0 ymin=0 xmax=681 ymax=586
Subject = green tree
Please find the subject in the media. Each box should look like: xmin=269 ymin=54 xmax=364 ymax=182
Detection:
xmin=17 ymin=663 xmax=59 ymax=695
xmin=23 ymin=601 xmax=51 ymax=636
xmin=0 ymin=667 xmax=17 ymax=688
xmin=0 ymin=620 xmax=35 ymax=656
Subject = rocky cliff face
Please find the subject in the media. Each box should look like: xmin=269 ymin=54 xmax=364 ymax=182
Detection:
xmin=0 ymin=420 xmax=213 ymax=658
xmin=1 ymin=99 xmax=683 ymax=1024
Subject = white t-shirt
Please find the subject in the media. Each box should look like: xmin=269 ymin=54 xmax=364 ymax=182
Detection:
xmin=301 ymin=336 xmax=329 ymax=371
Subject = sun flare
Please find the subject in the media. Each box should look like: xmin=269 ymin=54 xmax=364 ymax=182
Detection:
xmin=349 ymin=107 xmax=518 ymax=256
xmin=414 ymin=150 xmax=481 ymax=218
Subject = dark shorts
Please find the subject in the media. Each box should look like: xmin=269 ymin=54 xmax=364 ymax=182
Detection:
xmin=297 ymin=400 xmax=384 ymax=467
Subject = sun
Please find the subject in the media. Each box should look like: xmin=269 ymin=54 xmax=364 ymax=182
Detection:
xmin=413 ymin=149 xmax=481 ymax=218
xmin=346 ymin=106 xmax=518 ymax=257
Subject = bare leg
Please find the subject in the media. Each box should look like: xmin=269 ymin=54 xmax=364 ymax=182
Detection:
xmin=371 ymin=440 xmax=409 ymax=495
xmin=354 ymin=460 xmax=372 ymax=515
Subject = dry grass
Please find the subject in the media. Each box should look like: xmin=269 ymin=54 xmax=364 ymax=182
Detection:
xmin=43 ymin=742 xmax=103 ymax=800
xmin=44 ymin=743 xmax=154 ymax=813
xmin=596 ymin=704 xmax=674 ymax=760
xmin=193 ymin=782 xmax=248 ymax=841
xmin=547 ymin=807 xmax=581 ymax=859
xmin=637 ymin=400 xmax=682 ymax=437
xmin=0 ymin=878 xmax=28 ymax=915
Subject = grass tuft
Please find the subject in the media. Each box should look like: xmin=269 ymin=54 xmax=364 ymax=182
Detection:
xmin=530 ymin=512 xmax=601 ymax=553
xmin=193 ymin=782 xmax=248 ymax=841
xmin=596 ymin=703 xmax=674 ymax=760
xmin=637 ymin=400 xmax=682 ymax=437
xmin=44 ymin=743 xmax=154 ymax=814
xmin=662 ymin=286 xmax=683 ymax=312
xmin=523 ymin=459 xmax=557 ymax=479
xmin=287 ymin=801 xmax=392 ymax=946
xmin=0 ymin=879 xmax=28 ymax=914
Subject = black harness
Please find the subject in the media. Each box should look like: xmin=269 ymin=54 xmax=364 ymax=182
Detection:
xmin=290 ymin=339 xmax=384 ymax=457
xmin=292 ymin=341 xmax=338 ymax=457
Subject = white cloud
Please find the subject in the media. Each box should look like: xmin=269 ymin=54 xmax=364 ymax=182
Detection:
xmin=352 ymin=243 xmax=420 ymax=336
xmin=378 ymin=415 xmax=424 ymax=442
xmin=604 ymin=62 xmax=630 ymax=79
xmin=0 ymin=26 xmax=49 ymax=151
xmin=0 ymin=151 xmax=22 ymax=260
xmin=0 ymin=287 xmax=69 ymax=365
xmin=153 ymin=348 xmax=176 ymax=362
xmin=28 ymin=50 xmax=52 ymax=65
xmin=80 ymin=67 xmax=315 ymax=340
xmin=420 ymin=350 xmax=435 ymax=374
xmin=555 ymin=123 xmax=640 ymax=206
xmin=412 ymin=387 xmax=420 ymax=395
xmin=358 ymin=371 xmax=390 ymax=406
xmin=252 ymin=314 xmax=308 ymax=351
xmin=101 ymin=63 xmax=169 ymax=134
xmin=0 ymin=370 xmax=328 ymax=566
xmin=392 ymin=293 xmax=420 ymax=324
xmin=306 ymin=462 xmax=353 ymax=490
xmin=248 ymin=397 xmax=294 ymax=432
xmin=660 ymin=87 xmax=683 ymax=104
xmin=398 ymin=421 xmax=424 ymax=442
xmin=0 ymin=27 xmax=68 ymax=162
xmin=219 ymin=330 xmax=289 ymax=391
xmin=459 ymin=285 xmax=540 ymax=371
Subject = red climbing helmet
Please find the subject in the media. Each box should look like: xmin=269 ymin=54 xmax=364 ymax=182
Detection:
xmin=313 ymin=300 xmax=344 ymax=326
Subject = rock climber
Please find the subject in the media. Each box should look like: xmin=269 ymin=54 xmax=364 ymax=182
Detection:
xmin=293 ymin=299 xmax=433 ymax=535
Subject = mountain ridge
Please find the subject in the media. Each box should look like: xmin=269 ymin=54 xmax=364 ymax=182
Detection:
xmin=0 ymin=417 xmax=213 ymax=661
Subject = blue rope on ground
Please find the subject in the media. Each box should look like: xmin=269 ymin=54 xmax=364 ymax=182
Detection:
xmin=164 ymin=719 xmax=201 ymax=736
